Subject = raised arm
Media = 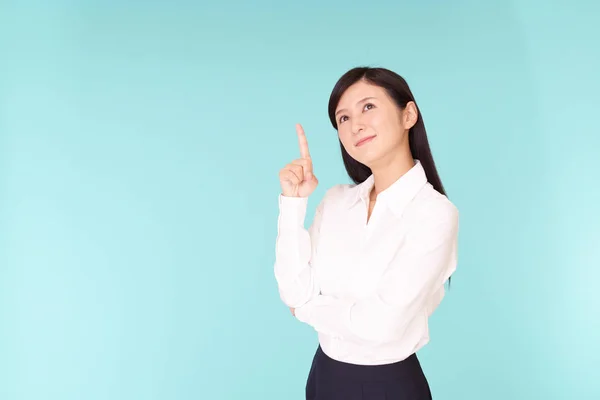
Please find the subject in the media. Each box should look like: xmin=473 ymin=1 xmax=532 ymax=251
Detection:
xmin=274 ymin=123 xmax=321 ymax=307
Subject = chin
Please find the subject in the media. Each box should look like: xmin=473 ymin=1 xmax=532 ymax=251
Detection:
xmin=344 ymin=141 xmax=386 ymax=166
xmin=351 ymin=152 xmax=381 ymax=168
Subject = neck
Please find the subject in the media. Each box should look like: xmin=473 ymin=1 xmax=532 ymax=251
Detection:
xmin=369 ymin=144 xmax=414 ymax=199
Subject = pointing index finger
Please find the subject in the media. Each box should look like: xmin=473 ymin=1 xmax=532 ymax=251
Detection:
xmin=296 ymin=123 xmax=311 ymax=159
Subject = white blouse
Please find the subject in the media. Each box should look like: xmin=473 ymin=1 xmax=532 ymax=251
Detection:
xmin=274 ymin=159 xmax=459 ymax=365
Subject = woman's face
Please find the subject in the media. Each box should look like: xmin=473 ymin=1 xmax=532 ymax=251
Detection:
xmin=334 ymin=80 xmax=417 ymax=167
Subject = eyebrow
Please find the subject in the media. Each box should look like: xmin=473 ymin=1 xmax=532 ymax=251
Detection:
xmin=335 ymin=96 xmax=377 ymax=116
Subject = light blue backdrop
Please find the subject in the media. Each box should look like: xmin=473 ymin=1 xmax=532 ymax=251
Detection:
xmin=1 ymin=1 xmax=598 ymax=399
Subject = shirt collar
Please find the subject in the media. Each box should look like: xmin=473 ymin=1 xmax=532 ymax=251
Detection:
xmin=345 ymin=159 xmax=428 ymax=218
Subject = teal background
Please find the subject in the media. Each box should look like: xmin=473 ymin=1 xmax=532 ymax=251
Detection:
xmin=1 ymin=1 xmax=598 ymax=399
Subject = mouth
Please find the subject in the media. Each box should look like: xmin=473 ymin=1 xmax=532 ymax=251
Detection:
xmin=355 ymin=135 xmax=377 ymax=147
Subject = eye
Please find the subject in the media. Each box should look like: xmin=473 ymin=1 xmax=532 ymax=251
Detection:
xmin=364 ymin=103 xmax=375 ymax=111
xmin=338 ymin=115 xmax=349 ymax=124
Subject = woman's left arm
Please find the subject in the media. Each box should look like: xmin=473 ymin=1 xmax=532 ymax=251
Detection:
xmin=293 ymin=205 xmax=459 ymax=344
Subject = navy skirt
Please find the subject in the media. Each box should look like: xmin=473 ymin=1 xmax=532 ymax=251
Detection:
xmin=305 ymin=346 xmax=432 ymax=400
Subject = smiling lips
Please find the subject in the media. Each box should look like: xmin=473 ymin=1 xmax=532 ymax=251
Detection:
xmin=355 ymin=135 xmax=376 ymax=147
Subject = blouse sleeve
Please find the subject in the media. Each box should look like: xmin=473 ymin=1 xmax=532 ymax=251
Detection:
xmin=293 ymin=204 xmax=459 ymax=344
xmin=273 ymin=191 xmax=327 ymax=308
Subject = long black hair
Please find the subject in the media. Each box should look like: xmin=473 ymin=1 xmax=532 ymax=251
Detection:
xmin=327 ymin=66 xmax=447 ymax=197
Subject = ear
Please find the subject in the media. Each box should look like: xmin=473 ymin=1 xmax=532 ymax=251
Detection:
xmin=403 ymin=101 xmax=418 ymax=129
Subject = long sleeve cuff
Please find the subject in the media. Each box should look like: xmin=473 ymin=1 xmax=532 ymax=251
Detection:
xmin=278 ymin=194 xmax=309 ymax=230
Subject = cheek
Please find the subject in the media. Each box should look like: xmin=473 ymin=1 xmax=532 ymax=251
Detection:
xmin=373 ymin=115 xmax=403 ymax=142
xmin=368 ymin=112 xmax=389 ymax=131
xmin=337 ymin=130 xmax=360 ymax=157
xmin=337 ymin=127 xmax=353 ymax=147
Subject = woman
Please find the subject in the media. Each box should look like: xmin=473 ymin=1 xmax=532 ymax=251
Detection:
xmin=275 ymin=66 xmax=459 ymax=399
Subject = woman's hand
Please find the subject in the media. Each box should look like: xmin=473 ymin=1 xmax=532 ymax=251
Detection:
xmin=290 ymin=307 xmax=295 ymax=316
xmin=279 ymin=124 xmax=319 ymax=198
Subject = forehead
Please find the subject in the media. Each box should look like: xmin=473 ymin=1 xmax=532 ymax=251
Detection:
xmin=337 ymin=81 xmax=388 ymax=108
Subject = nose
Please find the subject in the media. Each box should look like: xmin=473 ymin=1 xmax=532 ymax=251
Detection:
xmin=351 ymin=118 xmax=365 ymax=135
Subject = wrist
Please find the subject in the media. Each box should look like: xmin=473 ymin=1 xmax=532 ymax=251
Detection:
xmin=278 ymin=194 xmax=308 ymax=229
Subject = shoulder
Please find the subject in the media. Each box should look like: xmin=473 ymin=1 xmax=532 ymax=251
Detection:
xmin=408 ymin=183 xmax=459 ymax=231
xmin=318 ymin=183 xmax=355 ymax=205
xmin=310 ymin=183 xmax=357 ymax=216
